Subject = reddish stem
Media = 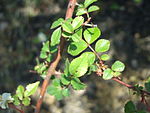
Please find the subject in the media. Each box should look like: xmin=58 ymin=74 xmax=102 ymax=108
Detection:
xmin=8 ymin=104 xmax=24 ymax=113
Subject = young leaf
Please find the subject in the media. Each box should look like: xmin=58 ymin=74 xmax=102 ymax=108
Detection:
xmin=50 ymin=18 xmax=64 ymax=29
xmin=113 ymin=71 xmax=121 ymax=77
xmin=24 ymin=81 xmax=40 ymax=97
xmin=100 ymin=54 xmax=110 ymax=61
xmin=22 ymin=97 xmax=31 ymax=106
xmin=88 ymin=5 xmax=100 ymax=13
xmin=111 ymin=61 xmax=125 ymax=72
xmin=124 ymin=101 xmax=136 ymax=113
xmin=16 ymin=85 xmax=24 ymax=100
xmin=95 ymin=39 xmax=110 ymax=52
xmin=84 ymin=27 xmax=101 ymax=44
xmin=62 ymin=21 xmax=74 ymax=33
xmin=41 ymin=41 xmax=50 ymax=52
xmin=76 ymin=8 xmax=87 ymax=16
xmin=102 ymin=68 xmax=113 ymax=80
xmin=69 ymin=56 xmax=88 ymax=77
xmin=84 ymin=0 xmax=97 ymax=8
xmin=13 ymin=95 xmax=20 ymax=106
xmin=72 ymin=16 xmax=84 ymax=30
xmin=68 ymin=40 xmax=88 ymax=56
xmin=71 ymin=78 xmax=86 ymax=90
xmin=51 ymin=27 xmax=62 ymax=46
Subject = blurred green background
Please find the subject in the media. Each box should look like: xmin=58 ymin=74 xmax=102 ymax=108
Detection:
xmin=0 ymin=0 xmax=150 ymax=113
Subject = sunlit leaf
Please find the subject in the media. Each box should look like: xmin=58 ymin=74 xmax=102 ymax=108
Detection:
xmin=72 ymin=16 xmax=84 ymax=30
xmin=24 ymin=81 xmax=40 ymax=97
xmin=51 ymin=27 xmax=62 ymax=46
xmin=103 ymin=68 xmax=113 ymax=80
xmin=88 ymin=5 xmax=100 ymax=13
xmin=69 ymin=56 xmax=88 ymax=77
xmin=84 ymin=0 xmax=97 ymax=8
xmin=16 ymin=85 xmax=24 ymax=100
xmin=95 ymin=39 xmax=110 ymax=52
xmin=68 ymin=40 xmax=88 ymax=56
xmin=50 ymin=18 xmax=64 ymax=29
xmin=62 ymin=21 xmax=74 ymax=33
xmin=84 ymin=27 xmax=101 ymax=44
xmin=111 ymin=61 xmax=125 ymax=72
xmin=100 ymin=54 xmax=110 ymax=61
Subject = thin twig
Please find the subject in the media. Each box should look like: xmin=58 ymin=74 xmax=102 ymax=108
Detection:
xmin=34 ymin=0 xmax=76 ymax=113
xmin=8 ymin=104 xmax=24 ymax=113
xmin=112 ymin=77 xmax=150 ymax=95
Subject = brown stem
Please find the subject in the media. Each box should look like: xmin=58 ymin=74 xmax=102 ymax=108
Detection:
xmin=34 ymin=0 xmax=76 ymax=113
xmin=112 ymin=77 xmax=150 ymax=96
xmin=8 ymin=104 xmax=24 ymax=113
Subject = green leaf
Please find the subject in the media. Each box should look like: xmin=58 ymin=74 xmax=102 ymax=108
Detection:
xmin=51 ymin=27 xmax=62 ymax=46
xmin=62 ymin=32 xmax=72 ymax=38
xmin=69 ymin=56 xmax=88 ymax=77
xmin=52 ymin=79 xmax=61 ymax=87
xmin=13 ymin=95 xmax=20 ymax=106
xmin=71 ymin=78 xmax=86 ymax=90
xmin=61 ymin=74 xmax=70 ymax=85
xmin=71 ymin=32 xmax=82 ymax=42
xmin=22 ymin=97 xmax=31 ymax=106
xmin=75 ymin=27 xmax=83 ymax=38
xmin=62 ymin=21 xmax=74 ymax=33
xmin=76 ymin=8 xmax=87 ymax=16
xmin=124 ymin=101 xmax=136 ymax=113
xmin=113 ymin=71 xmax=121 ymax=77
xmin=103 ymin=68 xmax=113 ymax=80
xmin=41 ymin=41 xmax=50 ymax=52
xmin=80 ymin=52 xmax=95 ymax=66
xmin=88 ymin=5 xmax=100 ymax=13
xmin=84 ymin=27 xmax=101 ymax=44
xmin=24 ymin=81 xmax=40 ymax=97
xmin=84 ymin=0 xmax=97 ymax=8
xmin=72 ymin=16 xmax=84 ymax=30
xmin=46 ymin=54 xmax=52 ymax=62
xmin=68 ymin=40 xmax=88 ymax=56
xmin=87 ymin=65 xmax=98 ymax=75
xmin=111 ymin=61 xmax=125 ymax=72
xmin=62 ymin=88 xmax=70 ymax=97
xmin=64 ymin=59 xmax=70 ymax=76
xmin=50 ymin=18 xmax=64 ymax=29
xmin=40 ymin=51 xmax=47 ymax=59
xmin=100 ymin=54 xmax=110 ymax=61
xmin=16 ymin=85 xmax=24 ymax=100
xmin=145 ymin=81 xmax=150 ymax=92
xmin=95 ymin=39 xmax=110 ymax=52
xmin=47 ymin=86 xmax=63 ymax=100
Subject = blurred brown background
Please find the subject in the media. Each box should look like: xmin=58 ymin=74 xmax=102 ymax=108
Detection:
xmin=0 ymin=0 xmax=150 ymax=113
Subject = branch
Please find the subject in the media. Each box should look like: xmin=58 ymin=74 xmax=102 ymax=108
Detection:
xmin=34 ymin=0 xmax=76 ymax=113
xmin=112 ymin=77 xmax=150 ymax=96
xmin=8 ymin=104 xmax=24 ymax=113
